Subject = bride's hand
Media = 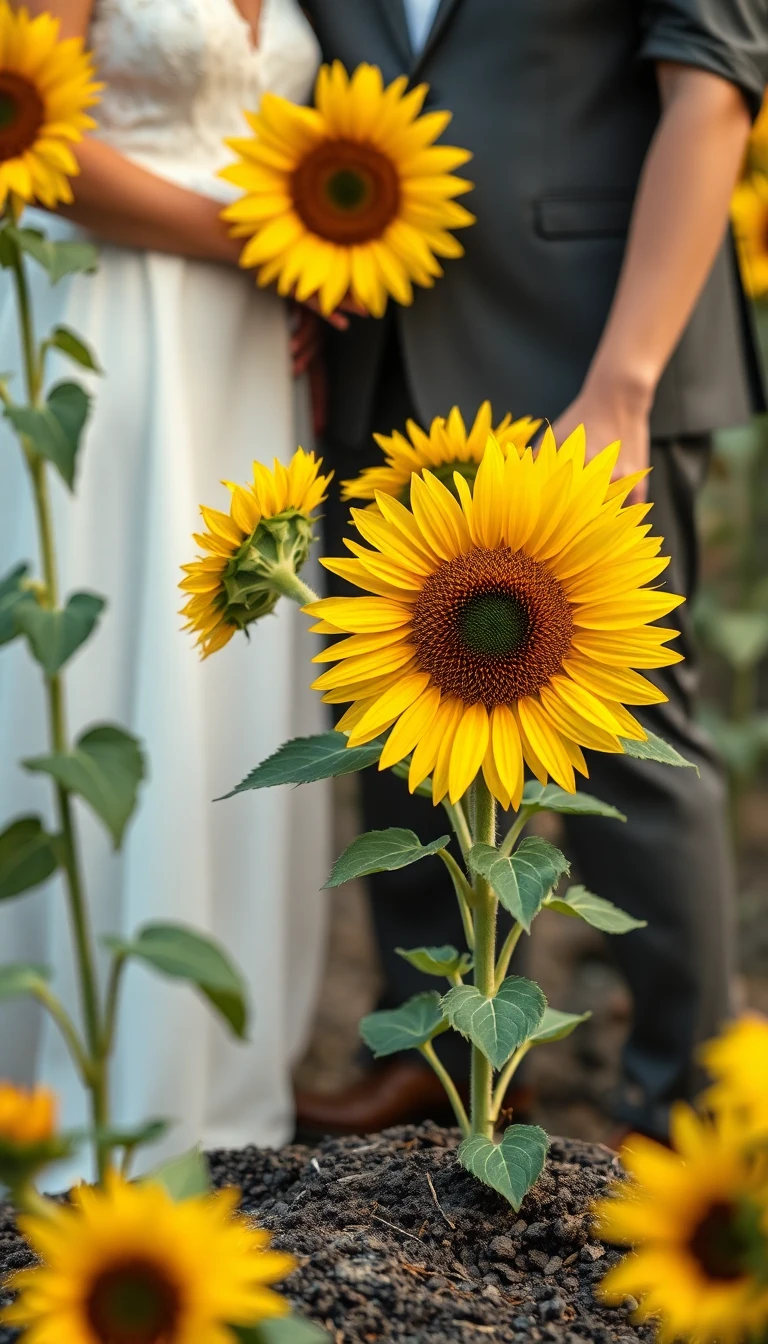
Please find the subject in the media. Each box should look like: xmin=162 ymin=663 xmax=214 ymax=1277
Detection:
xmin=299 ymin=293 xmax=369 ymax=330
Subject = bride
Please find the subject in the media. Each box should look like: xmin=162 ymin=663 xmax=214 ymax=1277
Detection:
xmin=0 ymin=0 xmax=330 ymax=1180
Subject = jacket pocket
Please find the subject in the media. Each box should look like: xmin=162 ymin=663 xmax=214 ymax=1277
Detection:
xmin=534 ymin=196 xmax=633 ymax=239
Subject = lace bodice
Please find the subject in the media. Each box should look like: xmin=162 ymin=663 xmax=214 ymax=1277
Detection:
xmin=88 ymin=0 xmax=320 ymax=198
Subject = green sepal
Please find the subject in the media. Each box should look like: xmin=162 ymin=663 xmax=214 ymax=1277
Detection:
xmin=5 ymin=381 xmax=91 ymax=489
xmin=546 ymin=884 xmax=646 ymax=934
xmin=14 ymin=590 xmax=105 ymax=675
xmin=360 ymin=991 xmax=447 ymax=1058
xmin=144 ymin=1145 xmax=211 ymax=1199
xmin=224 ymin=732 xmax=381 ymax=796
xmin=220 ymin=511 xmax=315 ymax=631
xmin=528 ymin=1007 xmax=591 ymax=1044
xmin=103 ymin=921 xmax=250 ymax=1039
xmin=619 ymin=731 xmax=699 ymax=774
xmin=469 ymin=837 xmax=569 ymax=931
xmin=458 ymin=1124 xmax=549 ymax=1209
xmin=11 ymin=226 xmax=99 ymax=283
xmin=235 ymin=1319 xmax=330 ymax=1343
xmin=24 ymin=722 xmax=145 ymax=849
xmin=442 ymin=975 xmax=546 ymax=1069
xmin=325 ymin=827 xmax=450 ymax=887
xmin=522 ymin=781 xmax=626 ymax=822
xmin=0 ymin=815 xmax=61 ymax=900
xmin=395 ymin=945 xmax=473 ymax=979
xmin=0 ymin=562 xmax=30 ymax=646
xmin=46 ymin=325 xmax=102 ymax=373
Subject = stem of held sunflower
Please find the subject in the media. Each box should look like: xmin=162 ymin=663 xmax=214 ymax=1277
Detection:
xmin=269 ymin=566 xmax=319 ymax=607
xmin=469 ymin=777 xmax=497 ymax=1139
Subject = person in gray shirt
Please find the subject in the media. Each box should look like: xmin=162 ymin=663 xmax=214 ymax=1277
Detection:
xmin=295 ymin=0 xmax=768 ymax=1143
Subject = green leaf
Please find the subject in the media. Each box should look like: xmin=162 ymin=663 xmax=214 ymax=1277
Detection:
xmin=5 ymin=381 xmax=91 ymax=489
xmin=528 ymin=1007 xmax=591 ymax=1045
xmin=619 ymin=731 xmax=698 ymax=774
xmin=360 ymin=991 xmax=447 ymax=1058
xmin=522 ymin=781 xmax=626 ymax=822
xmin=458 ymin=1124 xmax=549 ymax=1210
xmin=0 ymin=816 xmax=60 ymax=900
xmin=395 ymin=944 xmax=473 ymax=979
xmin=0 ymin=562 xmax=30 ymax=646
xmin=47 ymin=325 xmax=102 ymax=373
xmin=442 ymin=976 xmax=546 ymax=1069
xmin=467 ymin=843 xmax=497 ymax=879
xmin=546 ymin=884 xmax=646 ymax=934
xmin=325 ymin=828 xmax=450 ymax=888
xmin=24 ymin=722 xmax=145 ymax=848
xmin=91 ymin=1118 xmax=170 ymax=1152
xmin=0 ymin=962 xmax=51 ymax=1001
xmin=224 ymin=732 xmax=382 ymax=796
xmin=103 ymin=921 xmax=249 ymax=1039
xmin=145 ymin=1145 xmax=210 ymax=1199
xmin=235 ymin=1319 xmax=330 ymax=1344
xmin=14 ymin=228 xmax=99 ymax=284
xmin=472 ymin=838 xmax=570 ymax=933
xmin=14 ymin=591 xmax=105 ymax=675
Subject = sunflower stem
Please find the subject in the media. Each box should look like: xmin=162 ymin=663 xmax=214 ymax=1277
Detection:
xmin=269 ymin=565 xmax=319 ymax=607
xmin=10 ymin=239 xmax=108 ymax=1183
xmin=491 ymin=1042 xmax=531 ymax=1123
xmin=499 ymin=806 xmax=534 ymax=857
xmin=438 ymin=849 xmax=475 ymax=950
xmin=469 ymin=777 xmax=497 ymax=1139
xmin=419 ymin=1041 xmax=471 ymax=1138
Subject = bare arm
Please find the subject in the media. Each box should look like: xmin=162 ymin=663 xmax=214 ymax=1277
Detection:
xmin=19 ymin=0 xmax=241 ymax=264
xmin=552 ymin=63 xmax=752 ymax=498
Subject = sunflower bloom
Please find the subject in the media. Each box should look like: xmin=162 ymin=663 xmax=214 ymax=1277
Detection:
xmin=594 ymin=1106 xmax=768 ymax=1344
xmin=2 ymin=1170 xmax=295 ymax=1344
xmin=732 ymin=177 xmax=768 ymax=299
xmin=181 ymin=448 xmax=332 ymax=658
xmin=0 ymin=2 xmax=100 ymax=209
xmin=342 ymin=402 xmax=541 ymax=505
xmin=305 ymin=431 xmax=681 ymax=807
xmin=220 ymin=61 xmax=475 ymax=317
xmin=702 ymin=1014 xmax=768 ymax=1142
xmin=0 ymin=1081 xmax=70 ymax=1187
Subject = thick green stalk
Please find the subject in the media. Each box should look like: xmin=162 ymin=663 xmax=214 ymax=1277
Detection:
xmin=469 ymin=777 xmax=497 ymax=1139
xmin=269 ymin=567 xmax=319 ymax=607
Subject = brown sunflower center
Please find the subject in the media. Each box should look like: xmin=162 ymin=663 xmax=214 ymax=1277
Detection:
xmin=411 ymin=546 xmax=573 ymax=709
xmin=292 ymin=138 xmax=400 ymax=244
xmin=688 ymin=1201 xmax=753 ymax=1282
xmin=0 ymin=72 xmax=44 ymax=160
xmin=86 ymin=1257 xmax=181 ymax=1344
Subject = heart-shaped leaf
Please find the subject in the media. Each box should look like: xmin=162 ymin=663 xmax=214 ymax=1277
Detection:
xmin=528 ymin=1007 xmax=591 ymax=1044
xmin=25 ymin=722 xmax=145 ymax=849
xmin=14 ymin=227 xmax=99 ymax=283
xmin=619 ymin=731 xmax=698 ymax=773
xmin=546 ymin=884 xmax=646 ymax=934
xmin=5 ymin=381 xmax=91 ymax=489
xmin=0 ymin=962 xmax=51 ymax=1000
xmin=471 ymin=839 xmax=569 ymax=932
xmin=442 ymin=976 xmax=546 ymax=1069
xmin=14 ymin=591 xmax=105 ymax=675
xmin=458 ymin=1124 xmax=549 ymax=1209
xmin=0 ymin=562 xmax=29 ymax=646
xmin=0 ymin=816 xmax=60 ymax=900
xmin=360 ymin=991 xmax=447 ymax=1058
xmin=326 ymin=828 xmax=449 ymax=887
xmin=224 ymin=732 xmax=382 ymax=796
xmin=103 ymin=921 xmax=249 ymax=1039
xmin=522 ymin=781 xmax=626 ymax=822
xmin=395 ymin=945 xmax=473 ymax=979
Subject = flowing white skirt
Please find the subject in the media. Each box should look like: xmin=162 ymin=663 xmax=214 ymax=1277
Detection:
xmin=0 ymin=216 xmax=329 ymax=1184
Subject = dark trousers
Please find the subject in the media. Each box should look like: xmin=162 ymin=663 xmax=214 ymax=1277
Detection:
xmin=322 ymin=335 xmax=736 ymax=1140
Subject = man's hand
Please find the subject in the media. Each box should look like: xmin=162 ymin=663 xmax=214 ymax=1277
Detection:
xmin=550 ymin=373 xmax=652 ymax=504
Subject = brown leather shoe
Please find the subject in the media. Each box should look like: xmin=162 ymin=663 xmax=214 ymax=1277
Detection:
xmin=294 ymin=1058 xmax=533 ymax=1139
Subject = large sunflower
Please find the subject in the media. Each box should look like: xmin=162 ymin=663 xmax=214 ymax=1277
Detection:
xmin=181 ymin=448 xmax=332 ymax=657
xmin=305 ymin=432 xmax=681 ymax=808
xmin=0 ymin=2 xmax=100 ymax=209
xmin=594 ymin=1106 xmax=768 ymax=1344
xmin=2 ymin=1171 xmax=295 ymax=1344
xmin=342 ymin=402 xmax=541 ymax=505
xmin=219 ymin=61 xmax=474 ymax=317
xmin=731 ymin=177 xmax=768 ymax=299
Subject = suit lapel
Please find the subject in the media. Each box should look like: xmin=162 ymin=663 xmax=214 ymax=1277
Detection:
xmin=411 ymin=0 xmax=464 ymax=76
xmin=372 ymin=0 xmax=413 ymax=69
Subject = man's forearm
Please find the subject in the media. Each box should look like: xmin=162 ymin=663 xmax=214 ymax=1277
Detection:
xmin=586 ymin=62 xmax=752 ymax=410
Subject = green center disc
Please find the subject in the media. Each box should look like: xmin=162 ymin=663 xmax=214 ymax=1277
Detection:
xmin=458 ymin=591 xmax=530 ymax=656
xmin=0 ymin=93 xmax=18 ymax=129
xmin=326 ymin=167 xmax=370 ymax=212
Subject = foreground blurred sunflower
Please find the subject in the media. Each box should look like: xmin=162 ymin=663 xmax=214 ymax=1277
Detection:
xmin=2 ymin=1171 xmax=295 ymax=1344
xmin=305 ymin=432 xmax=681 ymax=807
xmin=220 ymin=61 xmax=474 ymax=317
xmin=594 ymin=1106 xmax=768 ymax=1344
xmin=702 ymin=1014 xmax=768 ymax=1141
xmin=181 ymin=448 xmax=332 ymax=657
xmin=0 ymin=2 xmax=100 ymax=209
xmin=731 ymin=177 xmax=768 ymax=299
xmin=342 ymin=402 xmax=541 ymax=505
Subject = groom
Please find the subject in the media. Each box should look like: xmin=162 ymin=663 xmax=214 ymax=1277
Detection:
xmin=298 ymin=0 xmax=767 ymax=1140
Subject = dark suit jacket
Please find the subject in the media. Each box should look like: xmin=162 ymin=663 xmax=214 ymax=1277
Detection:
xmin=302 ymin=0 xmax=768 ymax=447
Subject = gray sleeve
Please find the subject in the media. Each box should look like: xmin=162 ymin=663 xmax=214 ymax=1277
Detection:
xmin=639 ymin=0 xmax=768 ymax=117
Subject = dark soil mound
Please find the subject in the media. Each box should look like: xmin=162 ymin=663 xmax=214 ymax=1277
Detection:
xmin=1 ymin=1124 xmax=652 ymax=1344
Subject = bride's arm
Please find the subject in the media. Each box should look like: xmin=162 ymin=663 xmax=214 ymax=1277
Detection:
xmin=20 ymin=0 xmax=242 ymax=264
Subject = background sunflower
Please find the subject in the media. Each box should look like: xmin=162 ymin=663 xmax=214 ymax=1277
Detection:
xmin=220 ymin=61 xmax=475 ymax=316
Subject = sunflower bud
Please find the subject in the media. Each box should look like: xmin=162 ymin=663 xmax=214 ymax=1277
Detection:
xmin=0 ymin=1082 xmax=71 ymax=1189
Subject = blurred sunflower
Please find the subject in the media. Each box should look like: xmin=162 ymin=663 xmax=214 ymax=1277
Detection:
xmin=0 ymin=1080 xmax=70 ymax=1185
xmin=181 ymin=448 xmax=332 ymax=657
xmin=594 ymin=1106 xmax=768 ymax=1344
xmin=220 ymin=61 xmax=474 ymax=316
xmin=305 ymin=431 xmax=681 ymax=807
xmin=731 ymin=177 xmax=768 ymax=299
xmin=341 ymin=402 xmax=541 ymax=505
xmin=2 ymin=1171 xmax=295 ymax=1344
xmin=0 ymin=2 xmax=100 ymax=209
xmin=702 ymin=1014 xmax=768 ymax=1141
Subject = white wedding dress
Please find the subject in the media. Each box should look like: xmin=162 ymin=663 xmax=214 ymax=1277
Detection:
xmin=0 ymin=0 xmax=329 ymax=1183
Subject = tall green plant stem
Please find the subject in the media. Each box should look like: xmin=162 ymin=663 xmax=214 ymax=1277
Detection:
xmin=11 ymin=245 xmax=108 ymax=1180
xmin=470 ymin=777 xmax=496 ymax=1139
